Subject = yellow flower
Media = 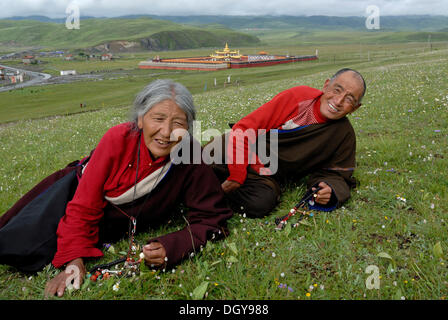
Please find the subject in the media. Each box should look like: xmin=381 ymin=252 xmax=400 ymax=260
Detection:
xmin=214 ymin=282 xmax=219 ymax=286
xmin=313 ymin=283 xmax=318 ymax=287
xmin=306 ymin=292 xmax=311 ymax=297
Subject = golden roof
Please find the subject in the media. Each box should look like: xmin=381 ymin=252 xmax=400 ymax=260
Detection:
xmin=210 ymin=43 xmax=242 ymax=59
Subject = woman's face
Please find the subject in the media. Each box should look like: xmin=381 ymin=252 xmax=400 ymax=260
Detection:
xmin=138 ymin=99 xmax=188 ymax=159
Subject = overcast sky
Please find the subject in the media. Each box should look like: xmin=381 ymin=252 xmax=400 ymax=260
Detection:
xmin=0 ymin=0 xmax=446 ymax=19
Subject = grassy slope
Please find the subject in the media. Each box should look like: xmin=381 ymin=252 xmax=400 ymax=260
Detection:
xmin=3 ymin=41 xmax=445 ymax=124
xmin=0 ymin=17 xmax=259 ymax=50
xmin=246 ymin=29 xmax=448 ymax=46
xmin=146 ymin=14 xmax=448 ymax=32
xmin=0 ymin=44 xmax=447 ymax=299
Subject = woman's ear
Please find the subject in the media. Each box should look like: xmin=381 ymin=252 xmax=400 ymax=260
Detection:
xmin=137 ymin=116 xmax=143 ymax=130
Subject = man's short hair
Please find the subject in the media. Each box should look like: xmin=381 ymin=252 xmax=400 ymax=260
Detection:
xmin=331 ymin=68 xmax=366 ymax=103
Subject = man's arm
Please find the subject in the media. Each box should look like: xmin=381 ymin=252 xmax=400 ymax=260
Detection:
xmin=306 ymin=126 xmax=358 ymax=210
xmin=227 ymin=89 xmax=298 ymax=186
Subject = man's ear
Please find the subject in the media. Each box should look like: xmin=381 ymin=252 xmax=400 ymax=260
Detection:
xmin=322 ymin=79 xmax=331 ymax=91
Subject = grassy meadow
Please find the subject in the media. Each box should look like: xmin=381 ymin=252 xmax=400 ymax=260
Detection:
xmin=1 ymin=41 xmax=444 ymax=123
xmin=0 ymin=39 xmax=447 ymax=300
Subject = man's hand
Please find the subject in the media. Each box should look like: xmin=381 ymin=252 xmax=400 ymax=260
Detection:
xmin=312 ymin=182 xmax=333 ymax=205
xmin=44 ymin=258 xmax=85 ymax=298
xmin=143 ymin=242 xmax=167 ymax=268
xmin=221 ymin=180 xmax=241 ymax=193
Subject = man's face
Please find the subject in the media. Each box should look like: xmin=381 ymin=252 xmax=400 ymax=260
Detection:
xmin=320 ymin=72 xmax=364 ymax=120
xmin=138 ymin=99 xmax=188 ymax=159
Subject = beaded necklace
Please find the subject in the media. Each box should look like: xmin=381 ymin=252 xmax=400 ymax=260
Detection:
xmin=88 ymin=132 xmax=168 ymax=281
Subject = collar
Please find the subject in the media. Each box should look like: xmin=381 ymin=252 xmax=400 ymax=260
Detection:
xmin=314 ymin=92 xmax=329 ymax=123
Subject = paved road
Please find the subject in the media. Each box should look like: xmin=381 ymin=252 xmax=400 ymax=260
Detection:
xmin=0 ymin=64 xmax=52 ymax=92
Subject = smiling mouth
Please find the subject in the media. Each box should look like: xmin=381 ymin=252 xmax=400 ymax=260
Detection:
xmin=155 ymin=139 xmax=172 ymax=147
xmin=328 ymin=103 xmax=339 ymax=112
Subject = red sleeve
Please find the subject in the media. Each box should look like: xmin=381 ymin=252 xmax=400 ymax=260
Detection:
xmin=52 ymin=126 xmax=123 ymax=268
xmin=227 ymin=89 xmax=298 ymax=184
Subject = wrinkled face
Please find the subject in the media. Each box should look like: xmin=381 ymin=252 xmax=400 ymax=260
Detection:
xmin=320 ymin=72 xmax=364 ymax=120
xmin=138 ymin=99 xmax=188 ymax=159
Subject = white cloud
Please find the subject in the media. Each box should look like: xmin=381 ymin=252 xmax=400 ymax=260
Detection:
xmin=0 ymin=0 xmax=446 ymax=18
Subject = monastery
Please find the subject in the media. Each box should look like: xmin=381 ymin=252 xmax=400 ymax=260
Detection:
xmin=138 ymin=43 xmax=318 ymax=71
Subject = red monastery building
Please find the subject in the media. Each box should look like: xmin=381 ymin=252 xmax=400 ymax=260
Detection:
xmin=138 ymin=43 xmax=318 ymax=71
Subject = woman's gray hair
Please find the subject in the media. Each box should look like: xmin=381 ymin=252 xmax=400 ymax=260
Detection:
xmin=130 ymin=79 xmax=196 ymax=132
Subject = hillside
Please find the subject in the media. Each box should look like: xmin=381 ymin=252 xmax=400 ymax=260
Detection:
xmin=283 ymin=30 xmax=448 ymax=45
xmin=6 ymin=14 xmax=448 ymax=32
xmin=0 ymin=17 xmax=260 ymax=51
xmin=125 ymin=14 xmax=448 ymax=32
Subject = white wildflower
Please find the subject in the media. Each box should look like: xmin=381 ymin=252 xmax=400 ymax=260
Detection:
xmin=112 ymin=282 xmax=120 ymax=291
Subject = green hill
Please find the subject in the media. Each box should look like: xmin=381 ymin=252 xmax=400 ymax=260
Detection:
xmin=0 ymin=17 xmax=260 ymax=51
xmin=284 ymin=30 xmax=448 ymax=45
xmin=143 ymin=14 xmax=448 ymax=32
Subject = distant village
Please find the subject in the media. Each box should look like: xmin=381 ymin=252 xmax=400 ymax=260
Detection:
xmin=0 ymin=66 xmax=25 ymax=84
xmin=0 ymin=51 xmax=115 ymax=86
xmin=0 ymin=51 xmax=114 ymax=63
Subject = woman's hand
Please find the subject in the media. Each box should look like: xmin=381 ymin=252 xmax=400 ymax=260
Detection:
xmin=143 ymin=242 xmax=167 ymax=268
xmin=44 ymin=258 xmax=85 ymax=298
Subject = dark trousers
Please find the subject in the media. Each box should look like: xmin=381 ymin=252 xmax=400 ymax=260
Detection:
xmin=205 ymin=134 xmax=281 ymax=218
xmin=211 ymin=163 xmax=281 ymax=218
xmin=0 ymin=162 xmax=80 ymax=272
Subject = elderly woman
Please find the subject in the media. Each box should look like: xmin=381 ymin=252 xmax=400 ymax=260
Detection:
xmin=0 ymin=79 xmax=233 ymax=297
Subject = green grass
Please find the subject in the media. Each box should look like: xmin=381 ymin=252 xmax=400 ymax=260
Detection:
xmin=2 ymin=41 xmax=445 ymax=124
xmin=0 ymin=43 xmax=447 ymax=300
xmin=245 ymin=28 xmax=448 ymax=46
xmin=0 ymin=17 xmax=259 ymax=51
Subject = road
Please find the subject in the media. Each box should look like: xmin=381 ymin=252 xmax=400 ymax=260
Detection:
xmin=0 ymin=64 xmax=52 ymax=92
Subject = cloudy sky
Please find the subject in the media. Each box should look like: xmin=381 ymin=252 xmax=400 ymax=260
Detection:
xmin=0 ymin=0 xmax=446 ymax=19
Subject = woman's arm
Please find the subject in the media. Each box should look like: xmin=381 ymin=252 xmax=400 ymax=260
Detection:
xmin=148 ymin=163 xmax=233 ymax=267
xmin=52 ymin=125 xmax=127 ymax=268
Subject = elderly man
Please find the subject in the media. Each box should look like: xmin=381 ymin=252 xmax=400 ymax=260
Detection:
xmin=210 ymin=68 xmax=366 ymax=218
